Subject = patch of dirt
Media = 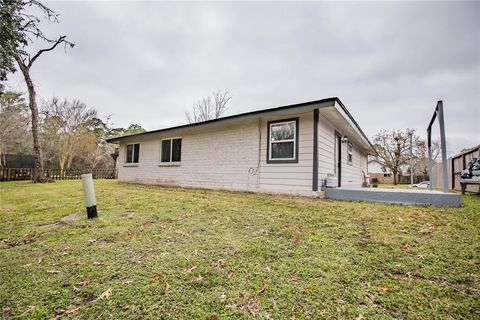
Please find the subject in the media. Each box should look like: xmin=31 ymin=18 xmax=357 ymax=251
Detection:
xmin=228 ymin=293 xmax=261 ymax=316
xmin=1 ymin=233 xmax=35 ymax=247
xmin=38 ymin=213 xmax=81 ymax=229
xmin=61 ymin=213 xmax=81 ymax=222
xmin=119 ymin=211 xmax=135 ymax=218
xmin=390 ymin=272 xmax=475 ymax=289
xmin=38 ymin=221 xmax=67 ymax=229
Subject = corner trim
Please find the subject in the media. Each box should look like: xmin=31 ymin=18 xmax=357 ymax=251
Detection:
xmin=312 ymin=109 xmax=319 ymax=191
xmin=335 ymin=130 xmax=342 ymax=187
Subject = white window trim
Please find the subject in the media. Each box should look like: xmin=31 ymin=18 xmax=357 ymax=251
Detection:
xmin=125 ymin=143 xmax=140 ymax=165
xmin=160 ymin=137 xmax=182 ymax=163
xmin=268 ymin=120 xmax=297 ymax=161
xmin=347 ymin=142 xmax=353 ymax=165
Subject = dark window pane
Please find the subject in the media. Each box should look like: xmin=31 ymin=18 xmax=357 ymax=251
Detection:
xmin=126 ymin=144 xmax=133 ymax=163
xmin=271 ymin=122 xmax=295 ymax=141
xmin=161 ymin=140 xmax=171 ymax=162
xmin=271 ymin=141 xmax=294 ymax=159
xmin=172 ymin=138 xmax=182 ymax=162
xmin=133 ymin=144 xmax=140 ymax=163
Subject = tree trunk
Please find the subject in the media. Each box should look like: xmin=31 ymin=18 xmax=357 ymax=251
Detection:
xmin=15 ymin=58 xmax=46 ymax=182
xmin=393 ymin=169 xmax=398 ymax=185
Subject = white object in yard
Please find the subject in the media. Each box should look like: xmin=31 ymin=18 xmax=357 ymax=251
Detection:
xmin=81 ymin=173 xmax=97 ymax=218
xmin=326 ymin=176 xmax=338 ymax=188
xmin=412 ymin=181 xmax=430 ymax=188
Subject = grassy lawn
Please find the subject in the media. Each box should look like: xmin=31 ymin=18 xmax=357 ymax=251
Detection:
xmin=1 ymin=180 xmax=479 ymax=319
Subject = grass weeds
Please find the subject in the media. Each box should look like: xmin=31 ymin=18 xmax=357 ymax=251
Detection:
xmin=1 ymin=180 xmax=479 ymax=319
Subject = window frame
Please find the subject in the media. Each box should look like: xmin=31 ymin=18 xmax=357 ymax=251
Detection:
xmin=266 ymin=118 xmax=299 ymax=164
xmin=160 ymin=137 xmax=182 ymax=164
xmin=125 ymin=143 xmax=140 ymax=165
xmin=347 ymin=142 xmax=353 ymax=165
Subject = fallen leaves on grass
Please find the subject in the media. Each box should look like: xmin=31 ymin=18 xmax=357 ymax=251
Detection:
xmin=400 ymin=243 xmax=411 ymax=251
xmin=378 ymin=284 xmax=390 ymax=292
xmin=1 ymin=233 xmax=36 ymax=247
xmin=366 ymin=293 xmax=376 ymax=303
xmin=292 ymin=235 xmax=300 ymax=244
xmin=258 ymin=284 xmax=267 ymax=294
xmin=47 ymin=270 xmax=61 ymax=274
xmin=359 ymin=236 xmax=370 ymax=247
xmin=228 ymin=293 xmax=261 ymax=316
xmin=303 ymin=287 xmax=312 ymax=293
xmin=211 ymin=259 xmax=227 ymax=269
xmin=97 ymin=288 xmax=112 ymax=300
xmin=49 ymin=287 xmax=112 ymax=319
xmin=77 ymin=275 xmax=92 ymax=287
xmin=185 ymin=275 xmax=204 ymax=284
xmin=18 ymin=305 xmax=36 ymax=317
xmin=119 ymin=211 xmax=135 ymax=218
xmin=182 ymin=266 xmax=197 ymax=274
xmin=149 ymin=274 xmax=162 ymax=282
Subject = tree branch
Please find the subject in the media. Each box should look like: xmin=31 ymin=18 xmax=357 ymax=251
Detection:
xmin=28 ymin=36 xmax=74 ymax=68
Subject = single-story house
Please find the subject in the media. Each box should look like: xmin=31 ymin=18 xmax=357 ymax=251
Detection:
xmin=368 ymin=158 xmax=394 ymax=184
xmin=106 ymin=97 xmax=376 ymax=197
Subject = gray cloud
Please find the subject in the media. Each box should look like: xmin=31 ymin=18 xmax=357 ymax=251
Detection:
xmin=6 ymin=1 xmax=479 ymax=153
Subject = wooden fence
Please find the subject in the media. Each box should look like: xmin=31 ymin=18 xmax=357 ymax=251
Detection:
xmin=451 ymin=145 xmax=480 ymax=192
xmin=0 ymin=168 xmax=117 ymax=181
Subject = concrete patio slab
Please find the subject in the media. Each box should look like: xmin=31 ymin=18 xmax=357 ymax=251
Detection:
xmin=324 ymin=187 xmax=461 ymax=207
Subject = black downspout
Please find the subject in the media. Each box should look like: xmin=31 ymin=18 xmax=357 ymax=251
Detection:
xmin=313 ymin=109 xmax=319 ymax=191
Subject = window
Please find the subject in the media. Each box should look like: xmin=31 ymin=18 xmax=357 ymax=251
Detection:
xmin=125 ymin=143 xmax=140 ymax=164
xmin=161 ymin=138 xmax=182 ymax=163
xmin=267 ymin=118 xmax=298 ymax=163
xmin=347 ymin=142 xmax=353 ymax=165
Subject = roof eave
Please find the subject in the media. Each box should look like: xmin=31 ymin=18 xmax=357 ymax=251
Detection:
xmin=106 ymin=97 xmax=337 ymax=143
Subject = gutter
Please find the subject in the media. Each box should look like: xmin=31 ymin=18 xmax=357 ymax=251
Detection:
xmin=106 ymin=97 xmax=376 ymax=156
xmin=106 ymin=97 xmax=337 ymax=143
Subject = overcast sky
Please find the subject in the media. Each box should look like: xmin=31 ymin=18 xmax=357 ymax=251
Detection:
xmin=5 ymin=1 xmax=479 ymax=154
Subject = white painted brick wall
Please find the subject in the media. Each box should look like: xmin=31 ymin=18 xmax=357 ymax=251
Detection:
xmin=117 ymin=110 xmax=368 ymax=196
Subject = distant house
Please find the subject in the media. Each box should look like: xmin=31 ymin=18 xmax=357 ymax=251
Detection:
xmin=107 ymin=97 xmax=376 ymax=196
xmin=368 ymin=159 xmax=394 ymax=184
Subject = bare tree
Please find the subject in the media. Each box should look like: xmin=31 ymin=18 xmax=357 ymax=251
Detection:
xmin=42 ymin=98 xmax=96 ymax=173
xmin=412 ymin=139 xmax=441 ymax=177
xmin=2 ymin=1 xmax=74 ymax=181
xmin=186 ymin=89 xmax=232 ymax=123
xmin=373 ymin=129 xmax=415 ymax=184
